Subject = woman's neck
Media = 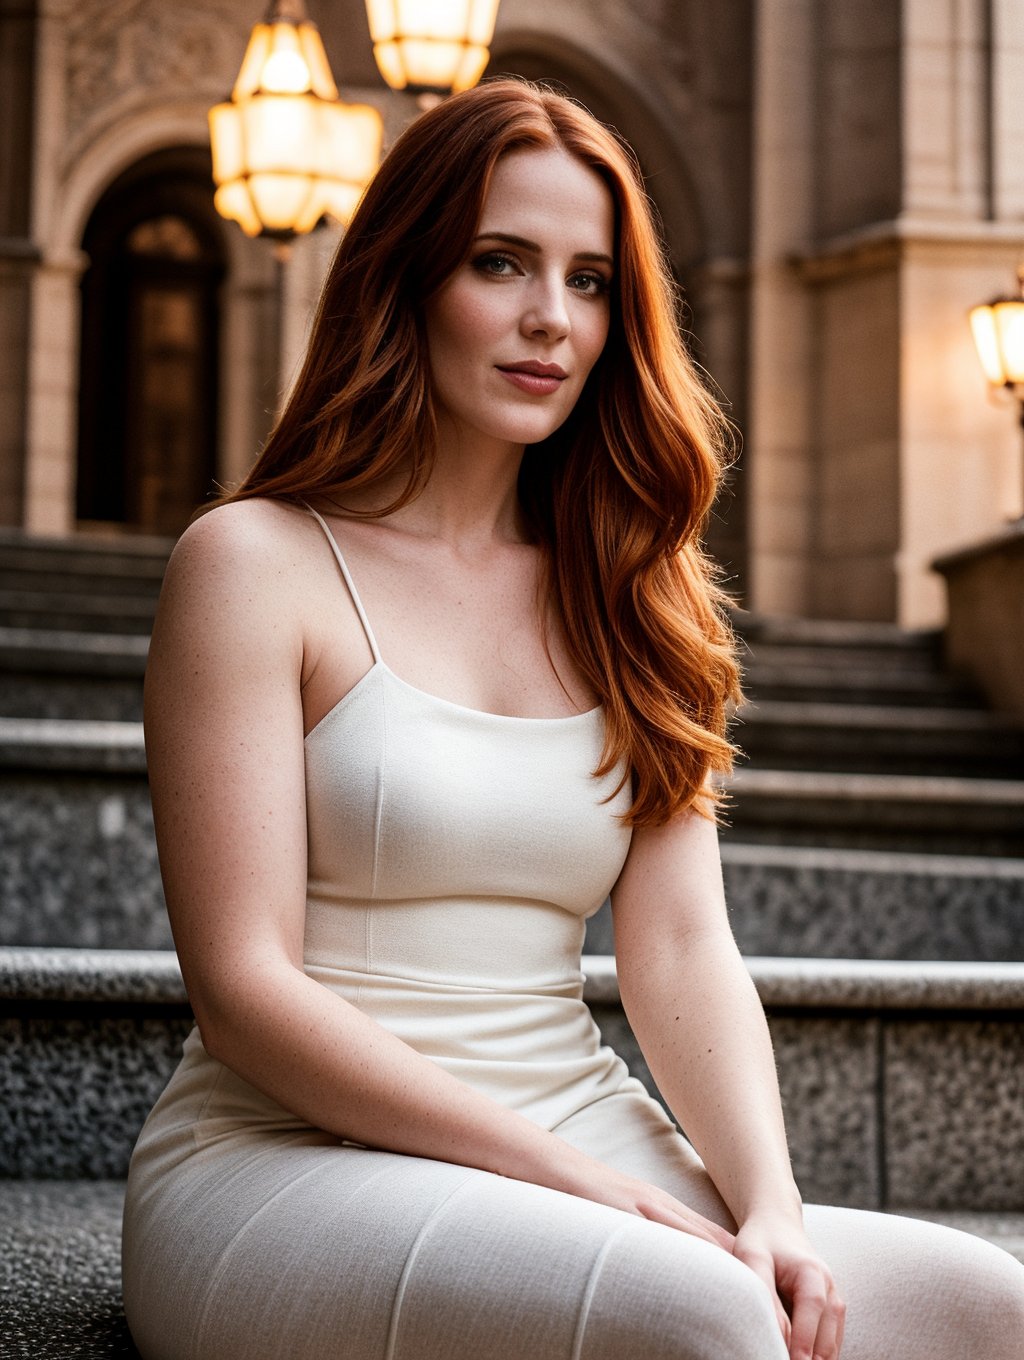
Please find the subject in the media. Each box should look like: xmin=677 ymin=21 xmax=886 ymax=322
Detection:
xmin=337 ymin=422 xmax=529 ymax=551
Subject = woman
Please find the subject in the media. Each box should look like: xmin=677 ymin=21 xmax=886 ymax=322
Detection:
xmin=122 ymin=80 xmax=1024 ymax=1360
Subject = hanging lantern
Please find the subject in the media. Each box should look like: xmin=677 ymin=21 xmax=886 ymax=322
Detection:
xmin=969 ymin=266 xmax=1024 ymax=389
xmin=210 ymin=0 xmax=383 ymax=240
xmin=365 ymin=0 xmax=501 ymax=96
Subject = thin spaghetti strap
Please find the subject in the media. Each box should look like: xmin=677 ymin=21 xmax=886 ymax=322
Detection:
xmin=304 ymin=504 xmax=383 ymax=665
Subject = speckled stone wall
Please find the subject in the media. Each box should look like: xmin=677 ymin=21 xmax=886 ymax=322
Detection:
xmin=4 ymin=949 xmax=1022 ymax=1213
xmin=584 ymin=846 xmax=1024 ymax=963
xmin=3 ymin=761 xmax=1022 ymax=956
xmin=0 ymin=775 xmax=170 ymax=949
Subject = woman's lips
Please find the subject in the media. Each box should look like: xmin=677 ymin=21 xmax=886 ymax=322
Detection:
xmin=497 ymin=365 xmax=566 ymax=395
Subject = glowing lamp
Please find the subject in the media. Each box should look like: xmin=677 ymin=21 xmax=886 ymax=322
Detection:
xmin=969 ymin=267 xmax=1024 ymax=389
xmin=365 ymin=0 xmax=501 ymax=95
xmin=210 ymin=0 xmax=383 ymax=240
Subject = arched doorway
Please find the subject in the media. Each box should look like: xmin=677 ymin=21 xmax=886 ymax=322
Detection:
xmin=76 ymin=148 xmax=226 ymax=536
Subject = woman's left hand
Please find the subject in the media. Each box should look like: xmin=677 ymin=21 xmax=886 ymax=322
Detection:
xmin=732 ymin=1216 xmax=846 ymax=1360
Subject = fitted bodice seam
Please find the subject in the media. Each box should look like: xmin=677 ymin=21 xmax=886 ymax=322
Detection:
xmin=368 ymin=674 xmax=387 ymax=931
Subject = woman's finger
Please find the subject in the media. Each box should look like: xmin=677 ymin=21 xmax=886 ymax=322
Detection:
xmin=786 ymin=1267 xmax=829 ymax=1360
xmin=643 ymin=1200 xmax=735 ymax=1252
xmin=650 ymin=1207 xmax=728 ymax=1245
xmin=808 ymin=1285 xmax=846 ymax=1360
xmin=732 ymin=1241 xmax=791 ymax=1345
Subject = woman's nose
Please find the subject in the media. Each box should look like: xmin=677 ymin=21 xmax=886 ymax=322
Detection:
xmin=520 ymin=276 xmax=570 ymax=340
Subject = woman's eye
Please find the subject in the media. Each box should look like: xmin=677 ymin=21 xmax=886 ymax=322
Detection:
xmin=474 ymin=252 xmax=518 ymax=276
xmin=568 ymin=271 xmax=609 ymax=297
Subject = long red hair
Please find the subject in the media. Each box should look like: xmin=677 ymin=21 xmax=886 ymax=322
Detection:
xmin=217 ymin=77 xmax=742 ymax=825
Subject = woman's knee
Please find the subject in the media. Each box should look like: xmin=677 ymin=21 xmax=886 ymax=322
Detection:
xmin=577 ymin=1223 xmax=788 ymax=1360
xmin=805 ymin=1205 xmax=1024 ymax=1360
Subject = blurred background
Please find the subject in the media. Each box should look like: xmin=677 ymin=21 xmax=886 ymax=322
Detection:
xmin=3 ymin=0 xmax=1023 ymax=630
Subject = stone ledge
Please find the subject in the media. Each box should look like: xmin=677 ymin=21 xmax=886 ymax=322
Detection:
xmin=5 ymin=946 xmax=1024 ymax=1014
xmin=3 ymin=950 xmax=1023 ymax=1206
xmin=723 ymin=768 xmax=1024 ymax=853
xmin=0 ymin=527 xmax=174 ymax=558
xmin=4 ymin=835 xmax=1020 ymax=958
xmin=0 ymin=947 xmax=185 ymax=1004
xmin=5 ymin=718 xmax=1023 ymax=804
xmin=932 ymin=519 xmax=1024 ymax=573
xmin=736 ymin=615 xmax=940 ymax=650
xmin=727 ymin=767 xmax=1024 ymax=806
xmin=934 ymin=523 xmax=1024 ymax=720
xmin=0 ymin=718 xmax=146 ymax=772
xmin=581 ymin=954 xmax=1024 ymax=1011
xmin=737 ymin=699 xmax=1015 ymax=734
xmin=719 ymin=843 xmax=1024 ymax=962
xmin=0 ymin=626 xmax=148 ymax=675
xmin=721 ymin=840 xmax=1024 ymax=880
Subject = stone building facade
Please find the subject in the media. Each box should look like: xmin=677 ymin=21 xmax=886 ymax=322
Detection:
xmin=2 ymin=0 xmax=1022 ymax=625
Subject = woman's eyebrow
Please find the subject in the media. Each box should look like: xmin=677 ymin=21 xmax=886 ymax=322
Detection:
xmin=472 ymin=231 xmax=613 ymax=266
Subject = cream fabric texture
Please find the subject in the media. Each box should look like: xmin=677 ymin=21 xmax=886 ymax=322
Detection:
xmin=121 ymin=512 xmax=1024 ymax=1358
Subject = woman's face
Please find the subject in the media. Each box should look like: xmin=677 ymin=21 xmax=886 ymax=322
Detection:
xmin=424 ymin=144 xmax=615 ymax=455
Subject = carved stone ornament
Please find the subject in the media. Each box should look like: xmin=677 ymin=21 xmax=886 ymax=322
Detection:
xmin=65 ymin=0 xmax=251 ymax=139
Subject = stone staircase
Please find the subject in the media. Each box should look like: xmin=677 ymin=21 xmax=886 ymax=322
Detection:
xmin=2 ymin=531 xmax=1023 ymax=1356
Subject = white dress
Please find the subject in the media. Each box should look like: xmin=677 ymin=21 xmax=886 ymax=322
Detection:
xmin=121 ymin=509 xmax=1024 ymax=1359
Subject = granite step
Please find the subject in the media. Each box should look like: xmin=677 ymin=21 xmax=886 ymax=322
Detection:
xmin=586 ymin=844 xmax=1024 ymax=962
xmin=0 ymin=628 xmax=149 ymax=677
xmin=0 ymin=533 xmax=170 ymax=637
xmin=3 ymin=946 xmax=1023 ymax=1218
xmin=10 ymin=716 xmax=1024 ymax=845
xmin=723 ymin=767 xmax=1024 ymax=855
xmin=0 ymin=589 xmax=158 ymax=635
xmin=5 ymin=820 xmax=1023 ymax=961
xmin=735 ymin=618 xmax=982 ymax=707
xmin=2 ymin=720 xmax=1023 ymax=954
xmin=733 ymin=699 xmax=1024 ymax=777
xmin=6 ymin=776 xmax=1023 ymax=957
xmin=0 ymin=628 xmax=147 ymax=720
xmin=740 ymin=657 xmax=980 ymax=708
xmin=736 ymin=615 xmax=944 ymax=659
xmin=0 ymin=1180 xmax=140 ymax=1359
xmin=0 ymin=528 xmax=172 ymax=582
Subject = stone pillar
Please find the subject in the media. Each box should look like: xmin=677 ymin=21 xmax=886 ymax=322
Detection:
xmin=746 ymin=0 xmax=818 ymax=615
xmin=0 ymin=0 xmax=38 ymax=526
xmin=897 ymin=0 xmax=1023 ymax=624
xmin=23 ymin=0 xmax=77 ymax=533
xmin=23 ymin=250 xmax=87 ymax=534
xmin=748 ymin=0 xmax=1023 ymax=626
xmin=992 ymin=0 xmax=1024 ymax=219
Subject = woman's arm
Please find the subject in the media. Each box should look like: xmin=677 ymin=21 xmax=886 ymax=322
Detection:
xmin=144 ymin=501 xmax=731 ymax=1251
xmin=611 ymin=812 xmax=846 ymax=1360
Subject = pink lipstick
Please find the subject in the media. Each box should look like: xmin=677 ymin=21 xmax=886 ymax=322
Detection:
xmin=497 ymin=360 xmax=567 ymax=395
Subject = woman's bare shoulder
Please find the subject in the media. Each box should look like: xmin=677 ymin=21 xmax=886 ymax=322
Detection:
xmin=168 ymin=498 xmax=313 ymax=575
xmin=153 ymin=499 xmax=325 ymax=665
xmin=163 ymin=499 xmax=326 ymax=611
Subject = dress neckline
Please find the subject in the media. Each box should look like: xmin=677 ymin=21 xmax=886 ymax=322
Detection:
xmin=305 ymin=659 xmax=602 ymax=744
xmin=304 ymin=503 xmax=602 ymax=738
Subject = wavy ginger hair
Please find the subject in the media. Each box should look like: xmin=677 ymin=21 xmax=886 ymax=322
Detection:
xmin=219 ymin=78 xmax=741 ymax=825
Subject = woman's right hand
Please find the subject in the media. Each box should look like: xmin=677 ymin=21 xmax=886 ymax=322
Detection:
xmin=549 ymin=1150 xmax=735 ymax=1252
